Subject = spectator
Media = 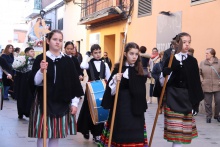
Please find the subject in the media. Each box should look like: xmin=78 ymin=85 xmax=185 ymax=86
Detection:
xmin=14 ymin=47 xmax=20 ymax=57
xmin=199 ymin=48 xmax=220 ymax=123
xmin=101 ymin=51 xmax=112 ymax=70
xmin=188 ymin=48 xmax=194 ymax=56
xmin=72 ymin=45 xmax=83 ymax=64
xmin=1 ymin=44 xmax=14 ymax=100
xmin=148 ymin=48 xmax=160 ymax=104
xmin=139 ymin=46 xmax=150 ymax=76
xmin=152 ymin=51 xmax=164 ymax=114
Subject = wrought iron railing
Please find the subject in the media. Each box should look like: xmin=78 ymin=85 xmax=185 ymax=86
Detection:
xmin=80 ymin=0 xmax=130 ymax=18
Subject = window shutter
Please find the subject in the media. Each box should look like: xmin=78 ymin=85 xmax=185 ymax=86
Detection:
xmin=138 ymin=0 xmax=152 ymax=17
xmin=58 ymin=18 xmax=63 ymax=30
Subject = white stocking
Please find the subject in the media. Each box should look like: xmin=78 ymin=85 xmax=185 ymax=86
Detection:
xmin=172 ymin=143 xmax=182 ymax=147
xmin=48 ymin=139 xmax=59 ymax=147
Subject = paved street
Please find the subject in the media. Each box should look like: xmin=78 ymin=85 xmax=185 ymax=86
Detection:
xmin=1 ymin=96 xmax=220 ymax=147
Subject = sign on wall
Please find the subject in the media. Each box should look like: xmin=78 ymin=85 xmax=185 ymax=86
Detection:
xmin=156 ymin=11 xmax=182 ymax=52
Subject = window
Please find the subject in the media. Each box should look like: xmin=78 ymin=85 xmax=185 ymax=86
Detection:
xmin=58 ymin=18 xmax=63 ymax=30
xmin=138 ymin=0 xmax=152 ymax=17
xmin=191 ymin=0 xmax=216 ymax=5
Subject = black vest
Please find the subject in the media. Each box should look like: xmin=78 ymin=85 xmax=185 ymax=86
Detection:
xmin=86 ymin=59 xmax=106 ymax=81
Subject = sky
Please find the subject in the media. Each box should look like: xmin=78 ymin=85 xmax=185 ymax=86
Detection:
xmin=0 ymin=0 xmax=26 ymax=24
xmin=0 ymin=0 xmax=27 ymax=48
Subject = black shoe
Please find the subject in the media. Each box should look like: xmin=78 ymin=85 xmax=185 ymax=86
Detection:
xmin=214 ymin=116 xmax=218 ymax=119
xmin=83 ymin=133 xmax=89 ymax=140
xmin=217 ymin=117 xmax=220 ymax=122
xmin=18 ymin=115 xmax=23 ymax=119
xmin=206 ymin=118 xmax=211 ymax=123
xmin=93 ymin=136 xmax=100 ymax=144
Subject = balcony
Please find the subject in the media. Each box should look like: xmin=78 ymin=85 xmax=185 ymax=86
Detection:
xmin=24 ymin=0 xmax=42 ymax=18
xmin=78 ymin=0 xmax=132 ymax=27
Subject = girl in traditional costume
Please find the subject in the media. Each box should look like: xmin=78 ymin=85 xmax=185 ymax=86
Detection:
xmin=99 ymin=42 xmax=148 ymax=147
xmin=162 ymin=32 xmax=203 ymax=147
xmin=28 ymin=30 xmax=84 ymax=147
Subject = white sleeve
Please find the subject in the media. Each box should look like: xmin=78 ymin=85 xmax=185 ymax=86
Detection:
xmin=71 ymin=97 xmax=80 ymax=107
xmin=105 ymin=63 xmax=111 ymax=81
xmin=109 ymin=75 xmax=117 ymax=95
xmin=34 ymin=69 xmax=43 ymax=86
xmin=80 ymin=55 xmax=90 ymax=69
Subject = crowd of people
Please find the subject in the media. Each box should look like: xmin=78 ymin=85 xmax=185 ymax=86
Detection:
xmin=0 ymin=30 xmax=219 ymax=147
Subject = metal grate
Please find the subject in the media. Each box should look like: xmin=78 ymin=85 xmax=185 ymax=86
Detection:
xmin=138 ymin=0 xmax=151 ymax=17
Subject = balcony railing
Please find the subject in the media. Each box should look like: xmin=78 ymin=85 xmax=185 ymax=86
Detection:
xmin=81 ymin=0 xmax=130 ymax=18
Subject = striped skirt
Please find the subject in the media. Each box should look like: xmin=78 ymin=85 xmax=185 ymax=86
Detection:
xmin=98 ymin=122 xmax=148 ymax=147
xmin=164 ymin=105 xmax=198 ymax=144
xmin=28 ymin=97 xmax=77 ymax=138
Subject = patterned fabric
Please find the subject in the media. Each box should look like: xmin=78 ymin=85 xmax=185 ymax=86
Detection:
xmin=164 ymin=105 xmax=198 ymax=144
xmin=28 ymin=97 xmax=77 ymax=138
xmin=98 ymin=122 xmax=148 ymax=147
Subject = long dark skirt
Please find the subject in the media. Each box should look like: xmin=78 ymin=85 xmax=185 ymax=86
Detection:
xmin=77 ymin=93 xmax=104 ymax=136
xmin=15 ymin=72 xmax=34 ymax=117
xmin=98 ymin=89 xmax=148 ymax=146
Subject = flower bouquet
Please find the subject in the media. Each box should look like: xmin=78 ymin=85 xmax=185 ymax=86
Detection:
xmin=12 ymin=56 xmax=28 ymax=72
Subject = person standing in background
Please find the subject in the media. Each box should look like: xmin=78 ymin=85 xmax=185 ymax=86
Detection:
xmin=64 ymin=41 xmax=84 ymax=81
xmin=199 ymin=48 xmax=220 ymax=123
xmin=0 ymin=57 xmax=12 ymax=109
xmin=139 ymin=46 xmax=150 ymax=76
xmin=148 ymin=48 xmax=160 ymax=104
xmin=13 ymin=47 xmax=20 ymax=57
xmin=102 ymin=51 xmax=112 ymax=70
xmin=152 ymin=51 xmax=164 ymax=114
xmin=188 ymin=48 xmax=194 ymax=56
xmin=1 ymin=44 xmax=14 ymax=100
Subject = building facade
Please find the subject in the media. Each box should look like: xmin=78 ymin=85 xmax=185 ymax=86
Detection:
xmin=78 ymin=0 xmax=220 ymax=64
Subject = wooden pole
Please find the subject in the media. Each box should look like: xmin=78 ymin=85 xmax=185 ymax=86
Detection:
xmin=108 ymin=18 xmax=129 ymax=147
xmin=43 ymin=36 xmax=47 ymax=147
xmin=149 ymin=39 xmax=181 ymax=147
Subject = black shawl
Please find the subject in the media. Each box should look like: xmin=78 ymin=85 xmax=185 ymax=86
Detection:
xmin=101 ymin=66 xmax=148 ymax=116
xmin=164 ymin=55 xmax=204 ymax=107
xmin=29 ymin=54 xmax=84 ymax=117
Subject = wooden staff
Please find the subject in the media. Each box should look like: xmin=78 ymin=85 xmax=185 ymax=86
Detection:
xmin=149 ymin=39 xmax=182 ymax=147
xmin=108 ymin=17 xmax=130 ymax=147
xmin=43 ymin=36 xmax=47 ymax=147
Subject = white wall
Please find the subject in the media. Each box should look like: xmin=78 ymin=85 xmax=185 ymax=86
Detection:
xmin=63 ymin=1 xmax=87 ymax=55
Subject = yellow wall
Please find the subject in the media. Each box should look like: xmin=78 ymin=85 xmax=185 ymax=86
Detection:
xmin=87 ymin=21 xmax=126 ymax=64
xmin=86 ymin=0 xmax=220 ymax=65
xmin=128 ymin=0 xmax=220 ymax=63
